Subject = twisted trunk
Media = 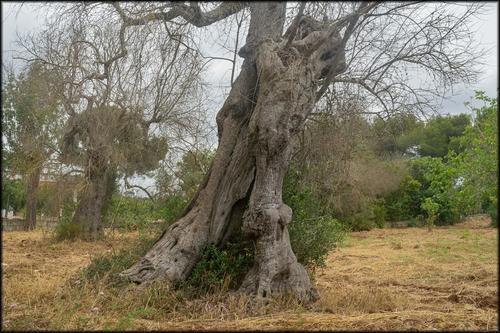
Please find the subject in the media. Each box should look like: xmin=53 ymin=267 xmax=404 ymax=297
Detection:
xmin=25 ymin=166 xmax=41 ymax=230
xmin=120 ymin=3 xmax=346 ymax=303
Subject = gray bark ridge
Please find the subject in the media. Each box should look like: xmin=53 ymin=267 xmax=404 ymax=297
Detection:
xmin=72 ymin=162 xmax=115 ymax=240
xmin=238 ymin=27 xmax=345 ymax=303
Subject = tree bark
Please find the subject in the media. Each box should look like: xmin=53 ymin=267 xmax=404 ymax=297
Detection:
xmin=25 ymin=166 xmax=41 ymax=230
xmin=120 ymin=3 xmax=346 ymax=303
xmin=71 ymin=158 xmax=116 ymax=240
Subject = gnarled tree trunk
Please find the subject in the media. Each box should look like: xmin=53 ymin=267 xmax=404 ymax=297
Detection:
xmin=120 ymin=3 xmax=346 ymax=303
xmin=25 ymin=166 xmax=42 ymax=231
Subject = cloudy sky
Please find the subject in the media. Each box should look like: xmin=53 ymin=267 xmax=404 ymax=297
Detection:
xmin=2 ymin=2 xmax=498 ymax=195
xmin=2 ymin=2 xmax=498 ymax=114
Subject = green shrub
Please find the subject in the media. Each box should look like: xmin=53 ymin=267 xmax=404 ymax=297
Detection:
xmin=421 ymin=197 xmax=439 ymax=231
xmin=54 ymin=220 xmax=84 ymax=241
xmin=338 ymin=199 xmax=388 ymax=232
xmin=384 ymin=157 xmax=462 ymax=226
xmin=371 ymin=199 xmax=387 ymax=228
xmin=289 ymin=216 xmax=346 ymax=268
xmin=406 ymin=219 xmax=418 ymax=228
xmin=156 ymin=194 xmax=189 ymax=224
xmin=343 ymin=212 xmax=376 ymax=232
xmin=283 ymin=169 xmax=346 ymax=268
xmin=103 ymin=193 xmax=188 ymax=231
xmin=183 ymin=238 xmax=253 ymax=296
xmin=452 ymin=92 xmax=497 ymax=222
xmin=103 ymin=194 xmax=157 ymax=231
xmin=54 ymin=202 xmax=81 ymax=241
xmin=484 ymin=197 xmax=497 ymax=227
xmin=385 ymin=175 xmax=423 ymax=221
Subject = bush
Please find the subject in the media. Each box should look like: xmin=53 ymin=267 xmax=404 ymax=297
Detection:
xmin=406 ymin=217 xmax=423 ymax=228
xmin=371 ymin=199 xmax=387 ymax=228
xmin=384 ymin=157 xmax=462 ymax=226
xmin=54 ymin=202 xmax=81 ymax=241
xmin=385 ymin=175 xmax=422 ymax=221
xmin=452 ymin=92 xmax=497 ymax=221
xmin=103 ymin=193 xmax=187 ymax=231
xmin=283 ymin=169 xmax=346 ymax=268
xmin=337 ymin=199 xmax=387 ymax=232
xmin=103 ymin=194 xmax=158 ymax=231
xmin=184 ymin=239 xmax=253 ymax=295
xmin=156 ymin=194 xmax=189 ymax=224
xmin=343 ymin=210 xmax=376 ymax=232
xmin=484 ymin=198 xmax=497 ymax=227
xmin=421 ymin=197 xmax=439 ymax=231
xmin=289 ymin=216 xmax=346 ymax=268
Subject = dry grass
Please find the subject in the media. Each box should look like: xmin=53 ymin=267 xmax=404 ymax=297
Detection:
xmin=2 ymin=215 xmax=497 ymax=331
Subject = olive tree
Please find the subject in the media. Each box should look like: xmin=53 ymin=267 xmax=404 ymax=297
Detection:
xmin=18 ymin=4 xmax=207 ymax=239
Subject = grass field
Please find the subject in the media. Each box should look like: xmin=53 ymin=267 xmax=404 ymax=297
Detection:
xmin=2 ymin=215 xmax=497 ymax=331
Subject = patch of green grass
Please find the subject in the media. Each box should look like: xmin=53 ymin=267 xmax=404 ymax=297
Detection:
xmin=82 ymin=233 xmax=157 ymax=283
xmin=126 ymin=307 xmax=157 ymax=320
xmin=104 ymin=316 xmax=133 ymax=331
xmin=102 ymin=306 xmax=157 ymax=330
xmin=460 ymin=230 xmax=472 ymax=239
xmin=424 ymin=243 xmax=452 ymax=262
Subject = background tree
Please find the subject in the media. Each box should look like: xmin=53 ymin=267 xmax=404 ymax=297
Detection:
xmin=23 ymin=2 xmax=486 ymax=302
xmin=398 ymin=114 xmax=471 ymax=158
xmin=20 ymin=12 xmax=207 ymax=239
xmin=2 ymin=62 xmax=62 ymax=229
xmin=1 ymin=177 xmax=26 ymax=217
xmin=421 ymin=197 xmax=439 ymax=232
xmin=453 ymin=92 xmax=498 ymax=224
xmin=370 ymin=113 xmax=422 ymax=158
xmin=173 ymin=149 xmax=215 ymax=200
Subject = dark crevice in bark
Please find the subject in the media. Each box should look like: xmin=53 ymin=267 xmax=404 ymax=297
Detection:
xmin=219 ymin=172 xmax=255 ymax=247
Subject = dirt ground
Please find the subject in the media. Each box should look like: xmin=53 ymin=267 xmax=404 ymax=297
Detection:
xmin=2 ymin=215 xmax=497 ymax=331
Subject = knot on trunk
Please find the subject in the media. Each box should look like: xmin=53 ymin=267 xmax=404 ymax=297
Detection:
xmin=242 ymin=203 xmax=292 ymax=237
xmin=315 ymin=31 xmax=346 ymax=79
xmin=278 ymin=204 xmax=292 ymax=227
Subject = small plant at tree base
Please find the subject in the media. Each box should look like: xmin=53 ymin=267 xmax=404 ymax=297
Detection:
xmin=83 ymin=232 xmax=157 ymax=283
xmin=421 ymin=197 xmax=439 ymax=232
xmin=181 ymin=236 xmax=254 ymax=297
xmin=54 ymin=201 xmax=82 ymax=241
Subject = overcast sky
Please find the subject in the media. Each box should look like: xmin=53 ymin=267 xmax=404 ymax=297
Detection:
xmin=2 ymin=2 xmax=498 ymax=114
xmin=2 ymin=2 xmax=498 ymax=195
